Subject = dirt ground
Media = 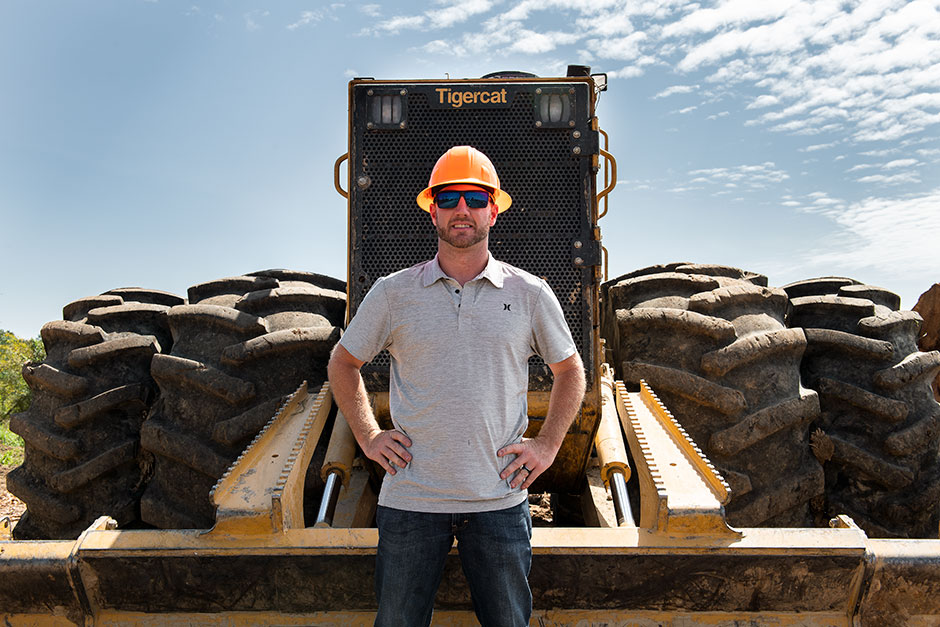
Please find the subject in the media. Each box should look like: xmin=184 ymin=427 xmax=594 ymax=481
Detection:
xmin=1 ymin=465 xmax=26 ymax=526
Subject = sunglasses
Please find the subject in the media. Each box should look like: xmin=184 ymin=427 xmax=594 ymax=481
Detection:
xmin=434 ymin=190 xmax=492 ymax=209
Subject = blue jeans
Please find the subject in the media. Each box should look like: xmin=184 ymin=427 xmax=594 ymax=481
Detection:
xmin=374 ymin=500 xmax=532 ymax=627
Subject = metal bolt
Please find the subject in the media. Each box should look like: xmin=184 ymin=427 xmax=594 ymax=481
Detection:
xmin=574 ymin=257 xmax=584 ymax=265
xmin=400 ymin=121 xmax=406 ymax=129
xmin=574 ymin=240 xmax=582 ymax=249
xmin=367 ymin=89 xmax=374 ymax=96
xmin=569 ymin=120 xmax=575 ymax=127
xmin=572 ymin=146 xmax=582 ymax=154
xmin=400 ymin=89 xmax=407 ymax=96
xmin=573 ymin=130 xmax=581 ymax=139
xmin=367 ymin=122 xmax=374 ymax=130
xmin=569 ymin=87 xmax=575 ymax=95
xmin=535 ymin=120 xmax=542 ymax=128
xmin=357 ymin=176 xmax=371 ymax=188
xmin=536 ymin=88 xmax=542 ymax=95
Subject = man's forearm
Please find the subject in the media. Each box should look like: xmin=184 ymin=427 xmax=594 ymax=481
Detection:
xmin=328 ymin=347 xmax=412 ymax=474
xmin=327 ymin=358 xmax=381 ymax=450
xmin=538 ymin=362 xmax=587 ymax=451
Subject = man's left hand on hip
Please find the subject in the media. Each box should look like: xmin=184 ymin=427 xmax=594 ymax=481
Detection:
xmin=497 ymin=436 xmax=560 ymax=490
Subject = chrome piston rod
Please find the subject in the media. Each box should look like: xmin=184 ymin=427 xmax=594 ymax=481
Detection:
xmin=316 ymin=472 xmax=343 ymax=527
xmin=597 ymin=365 xmax=636 ymax=527
xmin=608 ymin=469 xmax=633 ymax=528
xmin=315 ymin=409 xmax=357 ymax=528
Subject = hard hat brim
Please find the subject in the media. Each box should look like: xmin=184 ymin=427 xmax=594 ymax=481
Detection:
xmin=416 ymin=179 xmax=512 ymax=213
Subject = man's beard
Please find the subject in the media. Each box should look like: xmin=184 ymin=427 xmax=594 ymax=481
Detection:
xmin=436 ymin=218 xmax=490 ymax=248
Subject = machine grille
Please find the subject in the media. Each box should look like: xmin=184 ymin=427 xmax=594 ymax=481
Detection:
xmin=349 ymin=81 xmax=596 ymax=391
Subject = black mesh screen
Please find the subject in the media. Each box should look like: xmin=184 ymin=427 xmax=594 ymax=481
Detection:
xmin=349 ymin=80 xmax=597 ymax=392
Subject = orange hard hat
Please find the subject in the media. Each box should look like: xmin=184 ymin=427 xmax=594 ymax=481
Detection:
xmin=416 ymin=146 xmax=512 ymax=213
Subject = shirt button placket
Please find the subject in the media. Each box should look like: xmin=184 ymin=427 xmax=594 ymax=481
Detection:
xmin=457 ymin=282 xmax=472 ymax=330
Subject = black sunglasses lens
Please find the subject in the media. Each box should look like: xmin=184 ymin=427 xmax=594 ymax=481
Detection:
xmin=434 ymin=191 xmax=491 ymax=209
xmin=464 ymin=192 xmax=490 ymax=208
xmin=435 ymin=192 xmax=460 ymax=208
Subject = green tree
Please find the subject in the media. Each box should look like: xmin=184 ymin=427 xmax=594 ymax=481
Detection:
xmin=0 ymin=330 xmax=45 ymax=420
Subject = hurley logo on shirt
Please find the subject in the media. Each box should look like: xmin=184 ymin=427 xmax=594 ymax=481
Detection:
xmin=503 ymin=303 xmax=512 ymax=311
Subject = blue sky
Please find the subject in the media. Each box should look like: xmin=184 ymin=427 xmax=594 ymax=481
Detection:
xmin=2 ymin=0 xmax=938 ymax=338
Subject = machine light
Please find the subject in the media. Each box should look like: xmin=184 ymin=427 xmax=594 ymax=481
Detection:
xmin=535 ymin=88 xmax=575 ymax=128
xmin=366 ymin=89 xmax=408 ymax=129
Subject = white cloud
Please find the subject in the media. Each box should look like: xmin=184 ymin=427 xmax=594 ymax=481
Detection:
xmin=587 ymin=31 xmax=647 ymax=60
xmin=792 ymin=190 xmax=848 ymax=214
xmin=857 ymin=172 xmax=922 ymax=185
xmin=662 ymin=0 xmax=940 ymax=143
xmin=802 ymin=142 xmax=838 ymax=152
xmin=747 ymin=95 xmax=780 ymax=109
xmin=663 ymin=0 xmax=799 ymax=38
xmin=427 ymin=0 xmax=496 ymax=28
xmin=608 ymin=64 xmax=645 ymax=79
xmin=511 ymin=29 xmax=580 ymax=54
xmin=364 ymin=14 xmax=426 ymax=34
xmin=802 ymin=188 xmax=940 ymax=274
xmin=287 ymin=2 xmax=346 ymax=30
xmin=359 ymin=4 xmax=381 ymax=17
xmin=883 ymin=158 xmax=919 ymax=169
xmin=686 ymin=162 xmax=790 ymax=192
xmin=653 ymin=84 xmax=697 ymax=99
xmin=421 ymin=39 xmax=468 ymax=56
xmin=499 ymin=0 xmax=625 ymax=23
xmin=244 ymin=10 xmax=268 ymax=31
xmin=861 ymin=148 xmax=900 ymax=157
xmin=576 ymin=11 xmax=635 ymax=36
xmin=287 ymin=12 xmax=313 ymax=30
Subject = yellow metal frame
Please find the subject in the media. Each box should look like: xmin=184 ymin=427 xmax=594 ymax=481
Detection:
xmin=4 ymin=379 xmax=940 ymax=625
xmin=8 ymin=516 xmax=940 ymax=626
xmin=209 ymin=382 xmax=333 ymax=535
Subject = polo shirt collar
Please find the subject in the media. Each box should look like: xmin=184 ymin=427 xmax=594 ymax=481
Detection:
xmin=421 ymin=253 xmax=505 ymax=289
xmin=478 ymin=252 xmax=505 ymax=288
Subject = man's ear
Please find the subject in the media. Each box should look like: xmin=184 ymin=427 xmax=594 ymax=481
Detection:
xmin=488 ymin=205 xmax=498 ymax=226
xmin=429 ymin=205 xmax=438 ymax=226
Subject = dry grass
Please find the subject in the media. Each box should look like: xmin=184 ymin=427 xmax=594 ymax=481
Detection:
xmin=0 ymin=418 xmax=26 ymax=526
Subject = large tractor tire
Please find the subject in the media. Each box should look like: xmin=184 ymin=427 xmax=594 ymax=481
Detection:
xmin=913 ymin=283 xmax=940 ymax=402
xmin=140 ymin=270 xmax=346 ymax=529
xmin=784 ymin=277 xmax=940 ymax=537
xmin=602 ymin=264 xmax=823 ymax=527
xmin=8 ymin=288 xmax=183 ymax=539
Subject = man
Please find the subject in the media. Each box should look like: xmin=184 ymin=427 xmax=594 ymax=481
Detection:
xmin=327 ymin=145 xmax=586 ymax=627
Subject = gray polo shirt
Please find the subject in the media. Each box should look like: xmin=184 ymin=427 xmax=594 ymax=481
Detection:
xmin=339 ymin=253 xmax=577 ymax=513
